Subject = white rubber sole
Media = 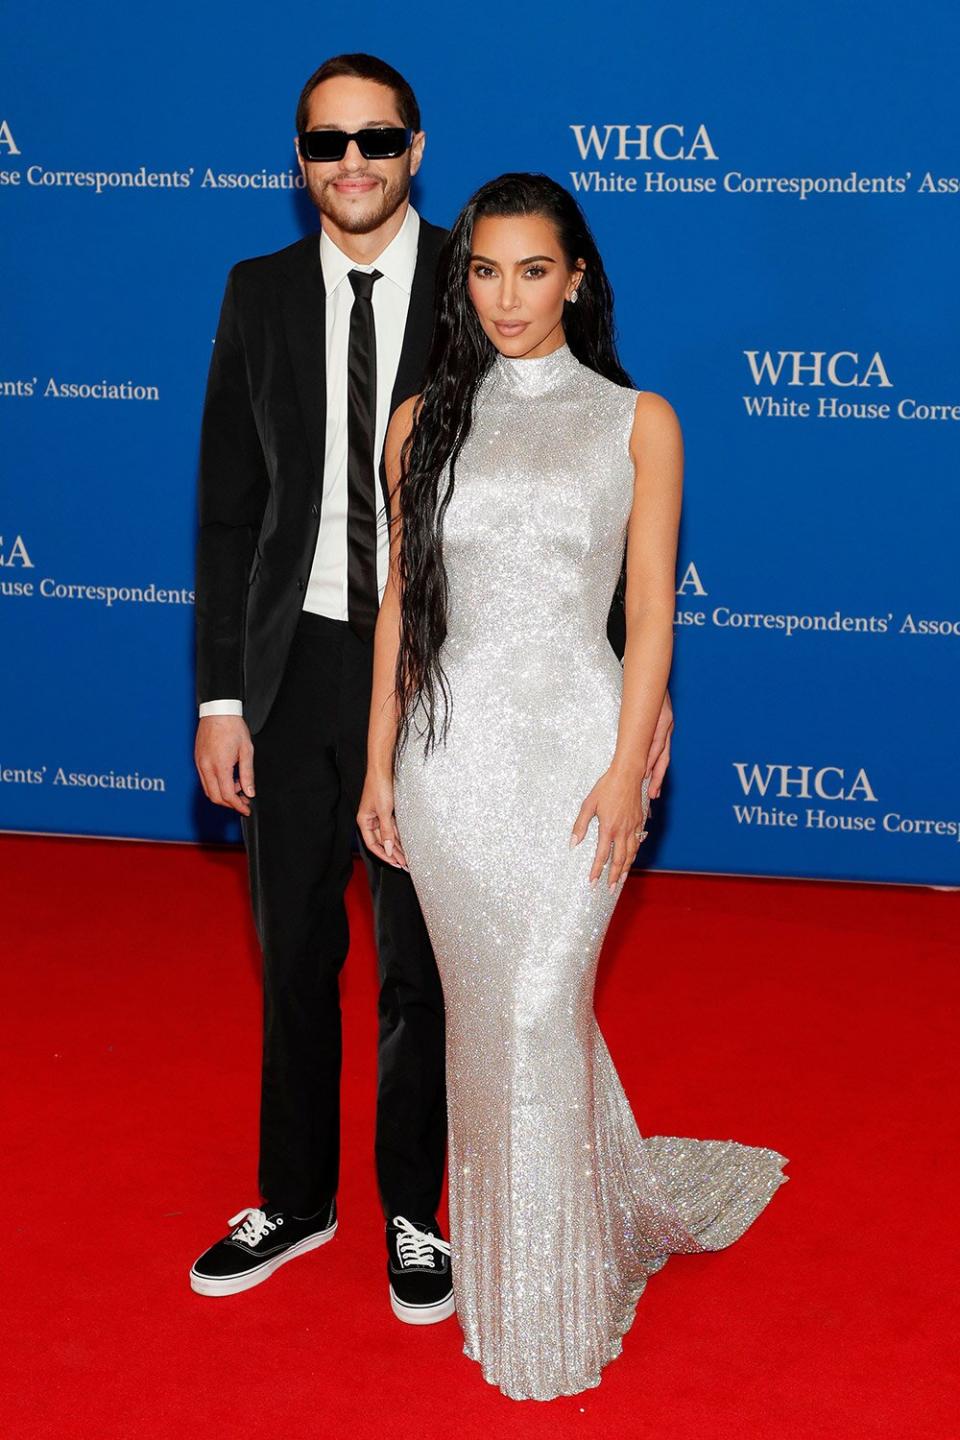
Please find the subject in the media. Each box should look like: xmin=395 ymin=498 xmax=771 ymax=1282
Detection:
xmin=389 ymin=1285 xmax=456 ymax=1325
xmin=189 ymin=1219 xmax=338 ymax=1296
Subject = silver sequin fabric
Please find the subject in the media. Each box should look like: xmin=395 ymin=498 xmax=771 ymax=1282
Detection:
xmin=394 ymin=344 xmax=789 ymax=1402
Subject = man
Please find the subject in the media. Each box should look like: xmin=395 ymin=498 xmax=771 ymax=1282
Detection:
xmin=189 ymin=54 xmax=452 ymax=1324
xmin=188 ymin=51 xmax=674 ymax=1324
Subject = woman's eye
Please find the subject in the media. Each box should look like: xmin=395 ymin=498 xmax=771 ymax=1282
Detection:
xmin=524 ymin=266 xmax=547 ymax=279
xmin=471 ymin=265 xmax=495 ymax=279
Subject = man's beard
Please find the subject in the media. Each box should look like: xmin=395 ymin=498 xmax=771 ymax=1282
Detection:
xmin=311 ymin=169 xmax=410 ymax=234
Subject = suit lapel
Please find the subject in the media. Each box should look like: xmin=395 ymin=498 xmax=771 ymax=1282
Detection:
xmin=378 ymin=226 xmax=441 ymax=512
xmin=390 ymin=238 xmax=438 ymax=417
xmin=282 ymin=237 xmax=328 ymax=495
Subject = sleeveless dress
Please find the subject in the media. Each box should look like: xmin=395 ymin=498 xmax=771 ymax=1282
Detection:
xmin=393 ymin=344 xmax=789 ymax=1401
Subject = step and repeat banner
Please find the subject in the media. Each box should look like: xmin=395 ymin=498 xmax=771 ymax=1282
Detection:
xmin=1 ymin=2 xmax=958 ymax=885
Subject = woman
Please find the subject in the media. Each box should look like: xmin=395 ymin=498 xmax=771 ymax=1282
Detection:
xmin=358 ymin=174 xmax=789 ymax=1401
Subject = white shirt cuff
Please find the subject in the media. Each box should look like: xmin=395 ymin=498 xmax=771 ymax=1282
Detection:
xmin=198 ymin=700 xmax=244 ymax=718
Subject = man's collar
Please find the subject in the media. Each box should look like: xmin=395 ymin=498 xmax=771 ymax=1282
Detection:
xmin=320 ymin=204 xmax=420 ymax=297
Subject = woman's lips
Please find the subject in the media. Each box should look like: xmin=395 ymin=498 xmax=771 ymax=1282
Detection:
xmin=494 ymin=321 xmax=529 ymax=336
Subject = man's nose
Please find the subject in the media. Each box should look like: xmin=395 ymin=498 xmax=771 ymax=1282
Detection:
xmin=341 ymin=139 xmax=366 ymax=170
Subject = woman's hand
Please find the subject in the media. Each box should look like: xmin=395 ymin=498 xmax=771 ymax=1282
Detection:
xmin=570 ymin=764 xmax=650 ymax=893
xmin=358 ymin=770 xmax=409 ymax=869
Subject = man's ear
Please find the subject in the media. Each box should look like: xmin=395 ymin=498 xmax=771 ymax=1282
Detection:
xmin=409 ymin=130 xmax=426 ymax=179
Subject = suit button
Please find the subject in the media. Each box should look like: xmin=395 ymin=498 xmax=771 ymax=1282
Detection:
xmin=296 ymin=577 xmax=305 ymax=591
xmin=311 ymin=502 xmax=319 ymax=518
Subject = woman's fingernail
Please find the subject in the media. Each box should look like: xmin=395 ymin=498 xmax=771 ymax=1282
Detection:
xmin=385 ymin=839 xmax=394 ymax=856
xmin=589 ymin=876 xmax=598 ymax=890
xmin=569 ymin=834 xmax=578 ymax=849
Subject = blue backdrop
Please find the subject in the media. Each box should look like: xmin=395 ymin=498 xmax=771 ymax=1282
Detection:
xmin=2 ymin=2 xmax=958 ymax=886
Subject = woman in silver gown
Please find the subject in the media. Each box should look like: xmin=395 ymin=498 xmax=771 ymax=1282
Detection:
xmin=358 ymin=174 xmax=789 ymax=1402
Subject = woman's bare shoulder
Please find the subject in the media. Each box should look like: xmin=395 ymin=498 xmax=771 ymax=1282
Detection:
xmin=629 ymin=389 xmax=683 ymax=460
xmin=385 ymin=393 xmax=424 ymax=475
xmin=631 ymin=388 xmax=680 ymax=428
xmin=387 ymin=393 xmax=421 ymax=444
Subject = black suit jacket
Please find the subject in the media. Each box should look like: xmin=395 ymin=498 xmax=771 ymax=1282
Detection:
xmin=195 ymin=219 xmax=447 ymax=736
xmin=195 ymin=216 xmax=628 ymax=737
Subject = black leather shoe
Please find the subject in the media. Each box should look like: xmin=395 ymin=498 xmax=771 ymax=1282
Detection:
xmin=189 ymin=1199 xmax=337 ymax=1296
xmin=387 ymin=1215 xmax=455 ymax=1324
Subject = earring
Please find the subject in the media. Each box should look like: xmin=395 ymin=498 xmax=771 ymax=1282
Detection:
xmin=568 ymin=289 xmax=579 ymax=305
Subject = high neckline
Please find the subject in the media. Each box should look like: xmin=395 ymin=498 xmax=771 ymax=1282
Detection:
xmin=491 ymin=342 xmax=580 ymax=397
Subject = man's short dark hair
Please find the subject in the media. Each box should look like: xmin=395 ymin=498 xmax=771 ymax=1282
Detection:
xmin=296 ymin=53 xmax=421 ymax=134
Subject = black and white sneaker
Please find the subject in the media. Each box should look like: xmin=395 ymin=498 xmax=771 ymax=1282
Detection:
xmin=387 ymin=1215 xmax=455 ymax=1325
xmin=189 ymin=1199 xmax=337 ymax=1296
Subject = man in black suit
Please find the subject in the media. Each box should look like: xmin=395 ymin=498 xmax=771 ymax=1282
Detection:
xmin=188 ymin=54 xmax=454 ymax=1324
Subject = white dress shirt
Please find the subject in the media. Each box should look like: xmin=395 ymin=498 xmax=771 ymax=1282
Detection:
xmin=199 ymin=206 xmax=421 ymax=719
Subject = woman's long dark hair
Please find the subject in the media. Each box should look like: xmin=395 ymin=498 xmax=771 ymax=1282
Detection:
xmin=396 ymin=172 xmax=633 ymax=756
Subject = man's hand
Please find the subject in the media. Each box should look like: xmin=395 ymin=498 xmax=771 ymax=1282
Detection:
xmin=645 ymin=688 xmax=674 ymax=800
xmin=195 ymin=715 xmax=255 ymax=817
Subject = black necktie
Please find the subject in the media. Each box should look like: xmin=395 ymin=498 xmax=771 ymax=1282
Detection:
xmin=346 ymin=268 xmax=383 ymax=639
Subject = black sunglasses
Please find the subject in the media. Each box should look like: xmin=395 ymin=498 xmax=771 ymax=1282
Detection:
xmin=298 ymin=127 xmax=414 ymax=163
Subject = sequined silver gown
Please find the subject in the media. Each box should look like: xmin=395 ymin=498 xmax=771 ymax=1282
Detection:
xmin=394 ymin=344 xmax=789 ymax=1402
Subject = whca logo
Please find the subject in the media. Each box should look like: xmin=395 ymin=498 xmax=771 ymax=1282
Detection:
xmin=733 ymin=763 xmax=877 ymax=803
xmin=743 ymin=351 xmax=892 ymax=388
xmin=570 ymin=123 xmax=717 ymax=162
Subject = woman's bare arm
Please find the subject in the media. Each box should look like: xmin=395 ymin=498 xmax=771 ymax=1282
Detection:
xmin=614 ymin=391 xmax=684 ymax=780
xmin=357 ymin=394 xmax=419 ymax=867
xmin=571 ymin=391 xmax=683 ymax=889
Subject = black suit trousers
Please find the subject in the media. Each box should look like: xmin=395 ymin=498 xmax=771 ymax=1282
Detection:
xmin=241 ymin=611 xmax=446 ymax=1219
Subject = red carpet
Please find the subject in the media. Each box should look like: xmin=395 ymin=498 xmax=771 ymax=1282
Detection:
xmin=1 ymin=835 xmax=956 ymax=1439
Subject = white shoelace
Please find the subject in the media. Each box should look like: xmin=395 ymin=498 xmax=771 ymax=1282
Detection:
xmin=228 ymin=1207 xmax=282 ymax=1248
xmin=393 ymin=1216 xmax=451 ymax=1270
